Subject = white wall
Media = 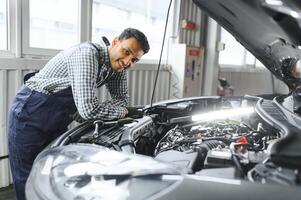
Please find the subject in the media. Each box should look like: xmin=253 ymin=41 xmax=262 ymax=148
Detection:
xmin=219 ymin=68 xmax=289 ymax=96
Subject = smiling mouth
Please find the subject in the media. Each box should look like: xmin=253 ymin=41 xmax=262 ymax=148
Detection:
xmin=118 ymin=61 xmax=128 ymax=71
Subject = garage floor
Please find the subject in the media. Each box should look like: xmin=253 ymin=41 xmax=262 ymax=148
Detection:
xmin=0 ymin=185 xmax=16 ymax=200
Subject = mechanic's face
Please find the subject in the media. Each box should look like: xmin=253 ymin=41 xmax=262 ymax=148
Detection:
xmin=108 ymin=37 xmax=144 ymax=72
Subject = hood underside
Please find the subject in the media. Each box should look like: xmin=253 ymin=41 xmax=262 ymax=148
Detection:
xmin=193 ymin=0 xmax=301 ymax=89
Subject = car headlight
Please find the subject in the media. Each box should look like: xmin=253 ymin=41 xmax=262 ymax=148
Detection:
xmin=26 ymin=144 xmax=184 ymax=200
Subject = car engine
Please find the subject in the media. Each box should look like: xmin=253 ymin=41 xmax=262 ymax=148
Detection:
xmin=60 ymin=96 xmax=300 ymax=186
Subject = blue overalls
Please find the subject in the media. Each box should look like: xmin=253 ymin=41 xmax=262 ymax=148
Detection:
xmin=8 ymin=85 xmax=77 ymax=200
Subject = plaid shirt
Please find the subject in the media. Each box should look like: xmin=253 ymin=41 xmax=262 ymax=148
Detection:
xmin=26 ymin=40 xmax=129 ymax=120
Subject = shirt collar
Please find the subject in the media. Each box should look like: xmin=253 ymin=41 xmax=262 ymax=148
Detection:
xmin=99 ymin=39 xmax=112 ymax=71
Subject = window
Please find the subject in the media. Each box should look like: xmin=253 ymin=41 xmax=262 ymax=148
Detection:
xmin=0 ymin=0 xmax=7 ymax=50
xmin=13 ymin=0 xmax=176 ymax=59
xmin=92 ymin=0 xmax=172 ymax=61
xmin=218 ymin=28 xmax=245 ymax=66
xmin=28 ymin=0 xmax=79 ymax=50
xmin=219 ymin=28 xmax=263 ymax=68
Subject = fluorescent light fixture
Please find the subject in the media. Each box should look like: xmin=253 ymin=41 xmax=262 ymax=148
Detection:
xmin=265 ymin=0 xmax=283 ymax=6
xmin=191 ymin=107 xmax=254 ymax=122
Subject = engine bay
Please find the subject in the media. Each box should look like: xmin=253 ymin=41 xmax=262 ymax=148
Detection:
xmin=59 ymin=96 xmax=301 ymax=186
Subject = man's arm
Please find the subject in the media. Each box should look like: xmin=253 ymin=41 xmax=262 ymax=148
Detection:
xmin=102 ymin=71 xmax=129 ymax=107
xmin=67 ymin=46 xmax=126 ymax=120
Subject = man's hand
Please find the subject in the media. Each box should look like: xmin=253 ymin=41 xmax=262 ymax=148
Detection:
xmin=125 ymin=107 xmax=144 ymax=118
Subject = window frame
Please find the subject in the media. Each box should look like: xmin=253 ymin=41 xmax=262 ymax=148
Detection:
xmin=1 ymin=0 xmax=178 ymax=63
xmin=0 ymin=0 xmax=14 ymax=57
xmin=90 ymin=0 xmax=177 ymax=64
xmin=21 ymin=0 xmax=91 ymax=58
xmin=218 ymin=26 xmax=263 ymax=69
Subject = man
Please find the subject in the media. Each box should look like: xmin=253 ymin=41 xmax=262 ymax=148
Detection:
xmin=8 ymin=28 xmax=149 ymax=200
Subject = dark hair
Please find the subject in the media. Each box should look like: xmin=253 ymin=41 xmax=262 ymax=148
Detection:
xmin=119 ymin=28 xmax=150 ymax=54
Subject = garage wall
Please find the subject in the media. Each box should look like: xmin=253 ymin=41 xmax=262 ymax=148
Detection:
xmin=0 ymin=59 xmax=170 ymax=188
xmin=178 ymin=0 xmax=203 ymax=47
xmin=219 ymin=68 xmax=289 ymax=96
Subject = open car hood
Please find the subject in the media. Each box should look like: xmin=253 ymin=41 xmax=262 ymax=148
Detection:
xmin=193 ymin=0 xmax=301 ymax=89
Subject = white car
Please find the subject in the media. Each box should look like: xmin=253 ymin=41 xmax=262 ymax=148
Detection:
xmin=26 ymin=0 xmax=301 ymax=199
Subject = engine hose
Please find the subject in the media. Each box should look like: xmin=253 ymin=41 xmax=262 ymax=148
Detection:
xmin=200 ymin=140 xmax=225 ymax=150
xmin=232 ymin=154 xmax=245 ymax=177
xmin=202 ymin=137 xmax=232 ymax=145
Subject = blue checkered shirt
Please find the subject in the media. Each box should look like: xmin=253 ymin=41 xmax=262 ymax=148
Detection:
xmin=26 ymin=40 xmax=129 ymax=120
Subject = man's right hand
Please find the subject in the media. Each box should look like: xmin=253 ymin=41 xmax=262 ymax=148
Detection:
xmin=125 ymin=107 xmax=144 ymax=118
